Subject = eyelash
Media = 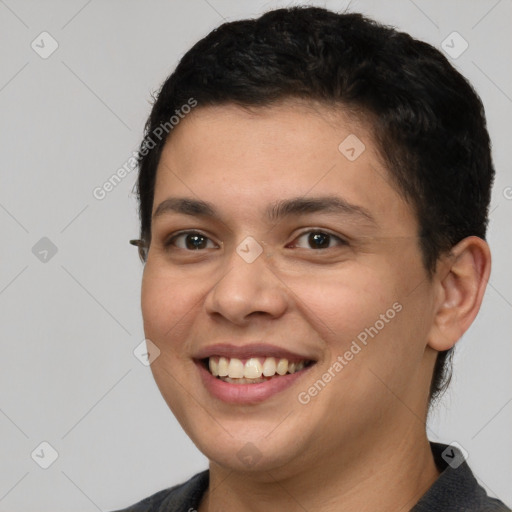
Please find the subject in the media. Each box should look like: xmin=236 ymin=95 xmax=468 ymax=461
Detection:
xmin=164 ymin=229 xmax=348 ymax=252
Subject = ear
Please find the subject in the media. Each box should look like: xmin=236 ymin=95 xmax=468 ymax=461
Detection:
xmin=427 ymin=236 xmax=491 ymax=351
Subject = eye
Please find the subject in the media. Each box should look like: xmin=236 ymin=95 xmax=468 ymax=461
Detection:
xmin=165 ymin=231 xmax=218 ymax=251
xmin=288 ymin=230 xmax=348 ymax=250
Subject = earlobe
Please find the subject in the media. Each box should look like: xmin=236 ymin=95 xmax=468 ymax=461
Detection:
xmin=427 ymin=236 xmax=491 ymax=352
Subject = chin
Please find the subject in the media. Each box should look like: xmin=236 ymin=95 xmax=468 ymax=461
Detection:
xmin=180 ymin=411 xmax=314 ymax=475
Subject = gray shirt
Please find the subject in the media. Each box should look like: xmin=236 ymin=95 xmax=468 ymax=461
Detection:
xmin=112 ymin=443 xmax=510 ymax=511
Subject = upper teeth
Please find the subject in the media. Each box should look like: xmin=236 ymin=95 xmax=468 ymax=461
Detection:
xmin=208 ymin=357 xmax=306 ymax=379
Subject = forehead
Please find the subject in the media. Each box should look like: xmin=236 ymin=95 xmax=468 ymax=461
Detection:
xmin=152 ymin=101 xmax=416 ymax=236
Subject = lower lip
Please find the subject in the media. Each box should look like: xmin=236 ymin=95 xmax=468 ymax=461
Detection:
xmin=196 ymin=361 xmax=313 ymax=404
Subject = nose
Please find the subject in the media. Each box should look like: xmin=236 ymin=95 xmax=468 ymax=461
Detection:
xmin=204 ymin=244 xmax=289 ymax=326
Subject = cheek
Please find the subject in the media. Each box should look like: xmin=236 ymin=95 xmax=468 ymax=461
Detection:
xmin=141 ymin=266 xmax=197 ymax=347
xmin=291 ymin=266 xmax=392 ymax=348
xmin=296 ymin=259 xmax=429 ymax=390
xmin=141 ymin=268 xmax=200 ymax=408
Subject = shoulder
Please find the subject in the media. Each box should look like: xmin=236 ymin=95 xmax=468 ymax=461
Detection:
xmin=110 ymin=470 xmax=209 ymax=512
xmin=412 ymin=443 xmax=510 ymax=512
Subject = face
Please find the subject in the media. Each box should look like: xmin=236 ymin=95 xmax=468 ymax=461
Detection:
xmin=141 ymin=101 xmax=439 ymax=477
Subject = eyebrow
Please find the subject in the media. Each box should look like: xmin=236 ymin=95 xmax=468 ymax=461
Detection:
xmin=153 ymin=196 xmax=376 ymax=225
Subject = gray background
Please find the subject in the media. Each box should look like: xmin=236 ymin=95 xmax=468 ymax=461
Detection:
xmin=0 ymin=0 xmax=510 ymax=510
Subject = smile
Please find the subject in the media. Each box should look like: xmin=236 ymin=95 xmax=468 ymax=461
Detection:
xmin=194 ymin=343 xmax=317 ymax=403
xmin=206 ymin=356 xmax=313 ymax=383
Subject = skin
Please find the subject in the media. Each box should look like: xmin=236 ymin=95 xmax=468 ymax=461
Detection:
xmin=141 ymin=100 xmax=491 ymax=512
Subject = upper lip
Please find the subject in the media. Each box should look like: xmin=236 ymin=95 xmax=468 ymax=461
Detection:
xmin=193 ymin=343 xmax=316 ymax=362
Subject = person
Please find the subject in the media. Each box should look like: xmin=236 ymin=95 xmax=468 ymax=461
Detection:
xmin=114 ymin=6 xmax=510 ymax=511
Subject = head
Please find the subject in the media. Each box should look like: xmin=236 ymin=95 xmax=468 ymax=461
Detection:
xmin=133 ymin=7 xmax=493 ymax=473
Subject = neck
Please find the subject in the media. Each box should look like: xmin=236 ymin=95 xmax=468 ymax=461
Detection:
xmin=199 ymin=429 xmax=440 ymax=512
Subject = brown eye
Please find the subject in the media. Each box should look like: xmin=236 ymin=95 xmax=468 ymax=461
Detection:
xmin=166 ymin=231 xmax=217 ymax=251
xmin=290 ymin=230 xmax=347 ymax=250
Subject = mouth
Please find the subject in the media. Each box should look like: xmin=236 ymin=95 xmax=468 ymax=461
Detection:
xmin=193 ymin=344 xmax=317 ymax=404
xmin=202 ymin=356 xmax=315 ymax=384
